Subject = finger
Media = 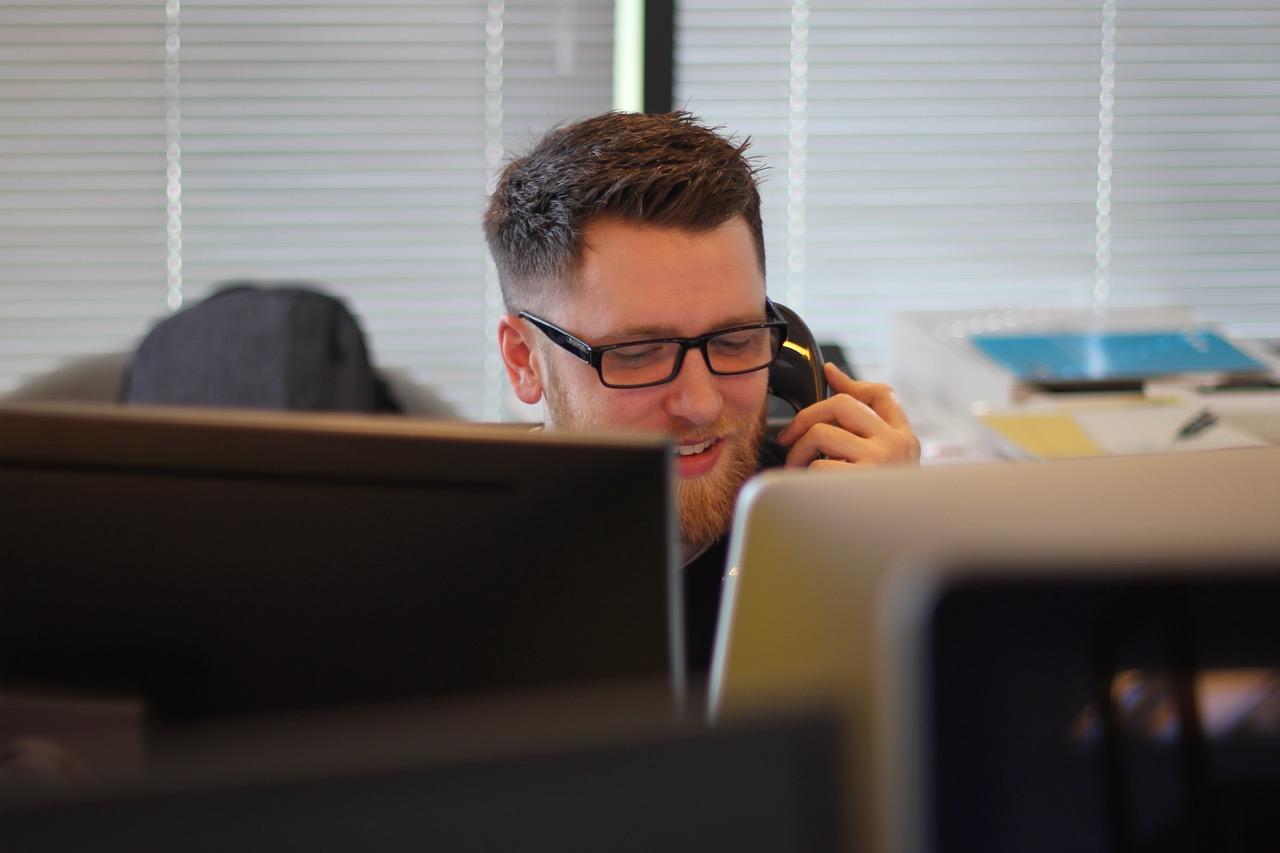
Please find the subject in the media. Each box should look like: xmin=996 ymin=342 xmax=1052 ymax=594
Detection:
xmin=777 ymin=392 xmax=890 ymax=447
xmin=809 ymin=458 xmax=863 ymax=472
xmin=822 ymin=366 xmax=909 ymax=428
xmin=784 ymin=421 xmax=873 ymax=468
xmin=822 ymin=363 xmax=914 ymax=433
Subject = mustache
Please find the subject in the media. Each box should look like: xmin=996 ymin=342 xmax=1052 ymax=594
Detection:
xmin=671 ymin=429 xmax=729 ymax=444
xmin=669 ymin=406 xmax=766 ymax=445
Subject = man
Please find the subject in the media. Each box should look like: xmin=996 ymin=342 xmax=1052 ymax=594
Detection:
xmin=485 ymin=111 xmax=919 ymax=675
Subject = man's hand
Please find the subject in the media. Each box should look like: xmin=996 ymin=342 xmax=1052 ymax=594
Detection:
xmin=775 ymin=362 xmax=921 ymax=470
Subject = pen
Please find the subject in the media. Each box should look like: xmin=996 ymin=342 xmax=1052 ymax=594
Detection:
xmin=1173 ymin=407 xmax=1218 ymax=442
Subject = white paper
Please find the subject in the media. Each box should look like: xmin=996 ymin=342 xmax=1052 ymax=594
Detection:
xmin=1072 ymin=404 xmax=1268 ymax=455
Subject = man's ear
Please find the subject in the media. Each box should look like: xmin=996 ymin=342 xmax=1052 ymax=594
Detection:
xmin=497 ymin=314 xmax=545 ymax=405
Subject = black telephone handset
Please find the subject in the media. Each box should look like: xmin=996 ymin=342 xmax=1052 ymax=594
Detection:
xmin=767 ymin=302 xmax=828 ymax=413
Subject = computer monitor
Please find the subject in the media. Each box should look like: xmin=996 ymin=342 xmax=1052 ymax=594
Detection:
xmin=0 ymin=703 xmax=847 ymax=853
xmin=891 ymin=555 xmax=1280 ymax=853
xmin=0 ymin=403 xmax=678 ymax=783
xmin=711 ymin=447 xmax=1280 ymax=853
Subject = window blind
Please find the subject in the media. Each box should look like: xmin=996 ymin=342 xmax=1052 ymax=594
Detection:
xmin=1110 ymin=1 xmax=1280 ymax=339
xmin=0 ymin=1 xmax=167 ymax=387
xmin=676 ymin=0 xmax=1280 ymax=378
xmin=178 ymin=0 xmax=493 ymax=416
xmin=0 ymin=0 xmax=614 ymax=418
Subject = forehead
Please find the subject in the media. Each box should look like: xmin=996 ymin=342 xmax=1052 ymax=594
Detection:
xmin=562 ymin=217 xmax=766 ymax=342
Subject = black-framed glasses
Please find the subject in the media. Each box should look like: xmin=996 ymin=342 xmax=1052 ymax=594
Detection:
xmin=519 ymin=300 xmax=789 ymax=389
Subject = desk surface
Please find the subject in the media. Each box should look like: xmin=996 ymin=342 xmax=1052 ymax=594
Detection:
xmin=907 ymin=384 xmax=1280 ymax=463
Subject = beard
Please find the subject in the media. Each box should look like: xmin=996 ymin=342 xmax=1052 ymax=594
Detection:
xmin=670 ymin=411 xmax=764 ymax=556
xmin=540 ymin=361 xmax=766 ymax=558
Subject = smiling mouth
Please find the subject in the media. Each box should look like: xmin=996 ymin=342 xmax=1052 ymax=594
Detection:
xmin=676 ymin=437 xmax=719 ymax=456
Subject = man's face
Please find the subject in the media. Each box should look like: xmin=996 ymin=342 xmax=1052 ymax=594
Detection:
xmin=527 ymin=216 xmax=769 ymax=557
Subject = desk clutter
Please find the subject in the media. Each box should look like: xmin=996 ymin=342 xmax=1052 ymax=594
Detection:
xmin=892 ymin=306 xmax=1280 ymax=461
xmin=974 ymin=396 xmax=1270 ymax=460
xmin=968 ymin=328 xmax=1269 ymax=386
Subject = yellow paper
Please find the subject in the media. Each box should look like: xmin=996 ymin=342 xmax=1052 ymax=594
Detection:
xmin=977 ymin=413 xmax=1105 ymax=459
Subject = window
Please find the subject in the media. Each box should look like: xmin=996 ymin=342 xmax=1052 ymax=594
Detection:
xmin=0 ymin=0 xmax=614 ymax=418
xmin=676 ymin=0 xmax=1280 ymax=377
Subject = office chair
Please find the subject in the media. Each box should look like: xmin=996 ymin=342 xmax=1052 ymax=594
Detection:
xmin=121 ymin=283 xmax=401 ymax=413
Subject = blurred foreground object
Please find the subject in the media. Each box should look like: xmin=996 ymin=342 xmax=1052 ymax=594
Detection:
xmin=714 ymin=447 xmax=1280 ymax=852
xmin=0 ymin=404 xmax=677 ymax=767
xmin=0 ymin=687 xmax=845 ymax=853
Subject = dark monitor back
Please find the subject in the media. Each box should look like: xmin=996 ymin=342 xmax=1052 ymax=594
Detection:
xmin=925 ymin=564 xmax=1280 ymax=853
xmin=0 ymin=712 xmax=845 ymax=853
xmin=0 ymin=405 xmax=678 ymax=728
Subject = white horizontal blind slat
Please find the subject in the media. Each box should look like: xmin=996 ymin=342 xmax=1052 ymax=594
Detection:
xmin=0 ymin=2 xmax=166 ymax=388
xmin=178 ymin=0 xmax=614 ymax=417
xmin=0 ymin=0 xmax=613 ymax=414
xmin=1109 ymin=0 xmax=1280 ymax=339
xmin=178 ymin=1 xmax=490 ymax=415
xmin=676 ymin=0 xmax=1280 ymax=378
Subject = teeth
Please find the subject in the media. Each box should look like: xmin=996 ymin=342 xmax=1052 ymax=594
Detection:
xmin=676 ymin=438 xmax=716 ymax=456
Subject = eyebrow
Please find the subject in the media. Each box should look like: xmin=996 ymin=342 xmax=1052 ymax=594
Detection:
xmin=600 ymin=310 xmax=769 ymax=344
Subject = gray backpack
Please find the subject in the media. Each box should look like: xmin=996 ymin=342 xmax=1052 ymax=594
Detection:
xmin=122 ymin=283 xmax=400 ymax=413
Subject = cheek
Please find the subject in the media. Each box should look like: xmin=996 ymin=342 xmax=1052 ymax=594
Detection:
xmin=542 ymin=356 xmax=607 ymax=426
xmin=563 ymin=377 xmax=663 ymax=430
xmin=722 ymin=372 xmax=769 ymax=417
xmin=603 ymin=386 xmax=671 ymax=428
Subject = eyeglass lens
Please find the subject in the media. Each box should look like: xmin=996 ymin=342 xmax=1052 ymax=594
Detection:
xmin=600 ymin=327 xmax=780 ymax=387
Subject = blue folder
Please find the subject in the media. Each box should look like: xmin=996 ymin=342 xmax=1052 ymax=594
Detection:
xmin=971 ymin=329 xmax=1267 ymax=383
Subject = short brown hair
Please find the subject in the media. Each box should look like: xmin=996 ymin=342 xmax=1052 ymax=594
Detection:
xmin=484 ymin=111 xmax=764 ymax=311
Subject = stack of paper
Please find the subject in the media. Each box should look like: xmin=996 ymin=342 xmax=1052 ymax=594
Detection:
xmin=975 ymin=399 xmax=1269 ymax=460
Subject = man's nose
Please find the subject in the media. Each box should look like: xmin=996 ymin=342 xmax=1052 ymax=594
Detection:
xmin=663 ymin=348 xmax=723 ymax=426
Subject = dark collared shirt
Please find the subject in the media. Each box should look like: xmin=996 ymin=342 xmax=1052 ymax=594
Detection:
xmin=681 ymin=437 xmax=787 ymax=678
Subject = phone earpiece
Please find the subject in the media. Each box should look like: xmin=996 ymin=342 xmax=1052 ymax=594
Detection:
xmin=767 ymin=302 xmax=828 ymax=413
